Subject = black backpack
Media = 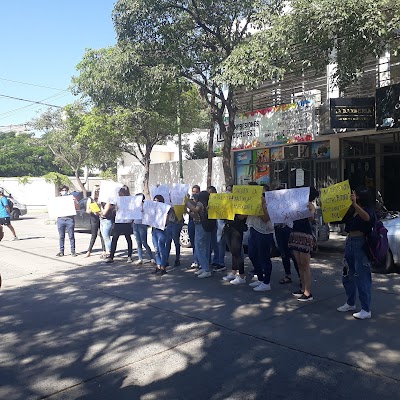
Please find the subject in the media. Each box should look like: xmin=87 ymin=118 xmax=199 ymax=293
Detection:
xmin=200 ymin=207 xmax=217 ymax=232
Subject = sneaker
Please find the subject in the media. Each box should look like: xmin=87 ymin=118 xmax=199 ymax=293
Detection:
xmin=150 ymin=259 xmax=156 ymax=265
xmin=213 ymin=264 xmax=226 ymax=272
xmin=353 ymin=310 xmax=371 ymax=320
xmin=249 ymin=281 xmax=262 ymax=288
xmin=190 ymin=262 xmax=199 ymax=269
xmin=174 ymin=259 xmax=180 ymax=267
xmin=198 ymin=271 xmax=212 ymax=278
xmin=297 ymin=293 xmax=313 ymax=302
xmin=133 ymin=259 xmax=143 ymax=265
xmin=222 ymin=273 xmax=236 ymax=281
xmin=292 ymin=290 xmax=304 ymax=298
xmin=253 ymin=282 xmax=271 ymax=291
xmin=230 ymin=276 xmax=246 ymax=285
xmin=194 ymin=269 xmax=204 ymax=275
xmin=12 ymin=236 xmax=19 ymax=241
xmin=127 ymin=256 xmax=133 ymax=263
xmin=337 ymin=303 xmax=356 ymax=312
xmin=56 ymin=252 xmax=64 ymax=257
xmin=105 ymin=258 xmax=114 ymax=264
xmin=71 ymin=252 xmax=78 ymax=257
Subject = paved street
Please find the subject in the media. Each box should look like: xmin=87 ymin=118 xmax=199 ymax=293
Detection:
xmin=1 ymin=215 xmax=400 ymax=400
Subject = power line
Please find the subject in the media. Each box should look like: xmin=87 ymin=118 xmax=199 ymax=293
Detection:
xmin=0 ymin=77 xmax=64 ymax=91
xmin=0 ymin=94 xmax=63 ymax=108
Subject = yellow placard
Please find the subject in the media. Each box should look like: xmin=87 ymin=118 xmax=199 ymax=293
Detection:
xmin=208 ymin=193 xmax=235 ymax=220
xmin=320 ymin=180 xmax=352 ymax=223
xmin=89 ymin=202 xmax=100 ymax=213
xmin=232 ymin=185 xmax=264 ymax=216
xmin=173 ymin=205 xmax=185 ymax=222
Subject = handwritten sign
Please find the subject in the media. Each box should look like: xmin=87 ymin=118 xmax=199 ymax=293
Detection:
xmin=208 ymin=193 xmax=235 ymax=220
xmin=320 ymin=180 xmax=352 ymax=223
xmin=150 ymin=184 xmax=171 ymax=204
xmin=98 ymin=181 xmax=123 ymax=204
xmin=170 ymin=183 xmax=190 ymax=205
xmin=116 ymin=196 xmax=143 ymax=222
xmin=89 ymin=202 xmax=100 ymax=213
xmin=142 ymin=200 xmax=171 ymax=230
xmin=48 ymin=196 xmax=77 ymax=219
xmin=232 ymin=185 xmax=264 ymax=216
xmin=265 ymin=187 xmax=311 ymax=224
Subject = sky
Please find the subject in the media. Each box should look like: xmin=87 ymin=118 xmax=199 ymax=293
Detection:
xmin=0 ymin=1 xmax=117 ymax=128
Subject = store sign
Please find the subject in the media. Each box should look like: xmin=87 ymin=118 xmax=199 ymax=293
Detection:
xmin=330 ymin=98 xmax=375 ymax=129
xmin=231 ymin=99 xmax=317 ymax=149
xmin=376 ymin=83 xmax=400 ymax=130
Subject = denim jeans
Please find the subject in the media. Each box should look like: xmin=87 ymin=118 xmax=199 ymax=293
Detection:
xmin=343 ymin=236 xmax=372 ymax=312
xmin=165 ymin=222 xmax=182 ymax=262
xmin=275 ymin=225 xmax=299 ymax=277
xmin=210 ymin=224 xmax=220 ymax=264
xmin=100 ymin=218 xmax=113 ymax=254
xmin=57 ymin=217 xmax=75 ymax=253
xmin=194 ymin=223 xmax=211 ymax=272
xmin=248 ymin=227 xmax=274 ymax=284
xmin=152 ymin=228 xmax=167 ymax=267
xmin=224 ymin=225 xmax=244 ymax=274
xmin=133 ymin=223 xmax=154 ymax=261
xmin=188 ymin=218 xmax=199 ymax=264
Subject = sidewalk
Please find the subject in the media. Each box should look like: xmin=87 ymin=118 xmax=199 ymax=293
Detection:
xmin=1 ymin=216 xmax=400 ymax=399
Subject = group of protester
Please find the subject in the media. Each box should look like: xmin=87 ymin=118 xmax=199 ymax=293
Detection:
xmin=54 ymin=182 xmax=375 ymax=320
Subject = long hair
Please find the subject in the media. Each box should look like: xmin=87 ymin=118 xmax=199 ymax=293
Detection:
xmin=354 ymin=186 xmax=373 ymax=207
xmin=154 ymin=194 xmax=165 ymax=203
xmin=198 ymin=190 xmax=210 ymax=207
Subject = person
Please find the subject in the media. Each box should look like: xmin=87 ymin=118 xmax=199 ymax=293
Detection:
xmin=0 ymin=189 xmax=18 ymax=241
xmin=132 ymin=193 xmax=155 ymax=265
xmin=207 ymin=185 xmax=220 ymax=269
xmin=185 ymin=190 xmax=212 ymax=278
xmin=152 ymin=195 xmax=169 ymax=275
xmin=84 ymin=185 xmax=106 ymax=258
xmin=165 ymin=205 xmax=183 ymax=267
xmin=288 ymin=187 xmax=319 ymax=302
xmin=273 ymin=185 xmax=300 ymax=285
xmin=188 ymin=185 xmax=201 ymax=268
xmin=337 ymin=187 xmax=375 ymax=320
xmin=106 ymin=185 xmax=133 ymax=263
xmin=246 ymin=186 xmax=275 ymax=291
xmin=56 ymin=185 xmax=76 ymax=257
xmin=100 ymin=194 xmax=116 ymax=260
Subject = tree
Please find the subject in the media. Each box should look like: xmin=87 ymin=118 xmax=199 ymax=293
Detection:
xmin=112 ymin=0 xmax=283 ymax=185
xmin=0 ymin=131 xmax=73 ymax=177
xmin=183 ymin=138 xmax=209 ymax=160
xmin=73 ymin=45 xmax=207 ymax=197
xmin=221 ymin=0 xmax=400 ymax=90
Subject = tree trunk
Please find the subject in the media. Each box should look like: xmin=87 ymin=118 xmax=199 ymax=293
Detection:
xmin=74 ymin=169 xmax=87 ymax=198
xmin=142 ymin=148 xmax=151 ymax=199
xmin=207 ymin=85 xmax=216 ymax=187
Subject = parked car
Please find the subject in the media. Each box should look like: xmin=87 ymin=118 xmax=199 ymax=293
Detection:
xmin=0 ymin=186 xmax=27 ymax=220
xmin=74 ymin=198 xmax=91 ymax=231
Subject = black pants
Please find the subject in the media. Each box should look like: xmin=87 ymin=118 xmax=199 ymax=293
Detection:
xmin=224 ymin=226 xmax=244 ymax=275
xmin=87 ymin=217 xmax=105 ymax=253
xmin=110 ymin=223 xmax=133 ymax=259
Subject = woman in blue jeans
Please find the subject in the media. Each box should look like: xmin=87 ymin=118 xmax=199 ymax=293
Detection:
xmin=337 ymin=187 xmax=374 ymax=320
xmin=133 ymin=193 xmax=155 ymax=265
xmin=100 ymin=200 xmax=115 ymax=259
xmin=152 ymin=195 xmax=169 ymax=275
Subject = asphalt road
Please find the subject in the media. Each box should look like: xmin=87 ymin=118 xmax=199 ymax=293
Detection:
xmin=1 ymin=215 xmax=400 ymax=400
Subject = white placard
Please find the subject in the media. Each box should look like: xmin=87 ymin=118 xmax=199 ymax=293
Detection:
xmin=150 ymin=184 xmax=171 ymax=204
xmin=115 ymin=195 xmax=143 ymax=222
xmin=142 ymin=200 xmax=171 ymax=230
xmin=98 ymin=181 xmax=123 ymax=204
xmin=170 ymin=183 xmax=190 ymax=205
xmin=265 ymin=187 xmax=312 ymax=224
xmin=48 ymin=196 xmax=77 ymax=219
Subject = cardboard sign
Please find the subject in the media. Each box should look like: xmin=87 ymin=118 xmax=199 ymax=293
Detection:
xmin=170 ymin=183 xmax=190 ymax=205
xmin=142 ymin=200 xmax=171 ymax=230
xmin=150 ymin=184 xmax=171 ymax=205
xmin=320 ymin=180 xmax=352 ymax=223
xmin=98 ymin=181 xmax=123 ymax=204
xmin=89 ymin=202 xmax=100 ymax=213
xmin=232 ymin=185 xmax=264 ymax=216
xmin=48 ymin=196 xmax=77 ymax=219
xmin=115 ymin=195 xmax=143 ymax=223
xmin=265 ymin=187 xmax=312 ymax=224
xmin=208 ymin=193 xmax=234 ymax=220
xmin=173 ymin=205 xmax=186 ymax=221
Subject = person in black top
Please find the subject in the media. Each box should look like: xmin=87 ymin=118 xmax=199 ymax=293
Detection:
xmin=336 ymin=187 xmax=374 ymax=320
xmin=85 ymin=185 xmax=105 ymax=258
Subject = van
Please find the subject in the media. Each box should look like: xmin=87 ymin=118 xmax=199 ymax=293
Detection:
xmin=0 ymin=186 xmax=27 ymax=220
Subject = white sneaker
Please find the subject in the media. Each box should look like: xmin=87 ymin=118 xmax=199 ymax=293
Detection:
xmin=230 ymin=276 xmax=246 ymax=285
xmin=133 ymin=259 xmax=143 ymax=265
xmin=249 ymin=281 xmax=262 ymax=288
xmin=222 ymin=273 xmax=236 ymax=281
xmin=337 ymin=303 xmax=356 ymax=312
xmin=198 ymin=271 xmax=212 ymax=278
xmin=194 ymin=269 xmax=204 ymax=275
xmin=150 ymin=259 xmax=156 ymax=264
xmin=253 ymin=282 xmax=271 ymax=291
xmin=12 ymin=236 xmax=19 ymax=241
xmin=353 ymin=310 xmax=371 ymax=320
xmin=191 ymin=262 xmax=199 ymax=268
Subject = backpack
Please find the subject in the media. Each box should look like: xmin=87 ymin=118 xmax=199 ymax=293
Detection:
xmin=365 ymin=214 xmax=389 ymax=265
xmin=200 ymin=207 xmax=217 ymax=232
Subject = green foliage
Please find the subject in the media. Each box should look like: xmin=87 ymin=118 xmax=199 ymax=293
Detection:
xmin=16 ymin=176 xmax=32 ymax=185
xmin=43 ymin=172 xmax=72 ymax=188
xmin=183 ymin=138 xmax=210 ymax=160
xmin=0 ymin=132 xmax=72 ymax=177
xmin=99 ymin=168 xmax=117 ymax=182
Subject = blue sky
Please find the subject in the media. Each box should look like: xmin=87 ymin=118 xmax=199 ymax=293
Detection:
xmin=0 ymin=1 xmax=117 ymax=127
